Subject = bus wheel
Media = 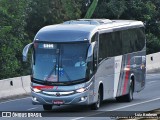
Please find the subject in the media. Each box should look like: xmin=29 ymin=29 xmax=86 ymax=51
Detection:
xmin=125 ymin=80 xmax=134 ymax=102
xmin=91 ymin=89 xmax=101 ymax=110
xmin=43 ymin=105 xmax=52 ymax=111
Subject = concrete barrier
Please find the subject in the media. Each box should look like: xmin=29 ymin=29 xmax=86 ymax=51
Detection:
xmin=21 ymin=75 xmax=31 ymax=94
xmin=0 ymin=76 xmax=30 ymax=99
xmin=146 ymin=52 xmax=160 ymax=73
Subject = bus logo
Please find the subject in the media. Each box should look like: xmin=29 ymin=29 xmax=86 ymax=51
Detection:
xmin=56 ymin=92 xmax=60 ymax=96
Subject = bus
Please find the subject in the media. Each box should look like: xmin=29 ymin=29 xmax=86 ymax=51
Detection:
xmin=23 ymin=19 xmax=146 ymax=111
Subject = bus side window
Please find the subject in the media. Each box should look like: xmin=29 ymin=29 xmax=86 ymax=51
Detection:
xmin=136 ymin=28 xmax=145 ymax=51
xmin=91 ymin=32 xmax=98 ymax=42
xmin=112 ymin=31 xmax=122 ymax=56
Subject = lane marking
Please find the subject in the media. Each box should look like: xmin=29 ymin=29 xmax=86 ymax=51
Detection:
xmin=108 ymin=97 xmax=160 ymax=111
xmin=147 ymin=81 xmax=157 ymax=84
xmin=71 ymin=117 xmax=85 ymax=120
xmin=27 ymin=107 xmax=38 ymax=111
xmin=146 ymin=81 xmax=159 ymax=86
xmin=0 ymin=97 xmax=31 ymax=104
xmin=70 ymin=97 xmax=160 ymax=120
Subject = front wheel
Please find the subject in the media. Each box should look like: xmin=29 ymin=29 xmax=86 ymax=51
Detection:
xmin=43 ymin=105 xmax=52 ymax=111
xmin=91 ymin=90 xmax=101 ymax=110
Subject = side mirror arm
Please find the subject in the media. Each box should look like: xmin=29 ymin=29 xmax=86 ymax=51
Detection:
xmin=22 ymin=43 xmax=33 ymax=62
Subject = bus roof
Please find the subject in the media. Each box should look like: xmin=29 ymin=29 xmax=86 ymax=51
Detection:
xmin=34 ymin=19 xmax=144 ymax=43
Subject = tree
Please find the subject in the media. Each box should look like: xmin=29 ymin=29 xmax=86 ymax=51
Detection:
xmin=84 ymin=0 xmax=98 ymax=19
xmin=0 ymin=0 xmax=30 ymax=79
xmin=146 ymin=33 xmax=160 ymax=54
xmin=107 ymin=0 xmax=126 ymax=19
xmin=25 ymin=0 xmax=82 ymax=39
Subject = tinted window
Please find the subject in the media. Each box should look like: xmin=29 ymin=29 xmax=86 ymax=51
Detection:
xmin=99 ymin=31 xmax=122 ymax=62
xmin=121 ymin=28 xmax=145 ymax=54
xmin=36 ymin=30 xmax=89 ymax=42
xmin=33 ymin=43 xmax=89 ymax=82
xmin=91 ymin=33 xmax=98 ymax=42
xmin=99 ymin=33 xmax=112 ymax=62
xmin=121 ymin=29 xmax=137 ymax=54
xmin=136 ymin=28 xmax=145 ymax=51
xmin=98 ymin=27 xmax=145 ymax=62
xmin=112 ymin=31 xmax=122 ymax=56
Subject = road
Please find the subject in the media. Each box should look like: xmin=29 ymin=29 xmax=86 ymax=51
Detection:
xmin=0 ymin=73 xmax=160 ymax=120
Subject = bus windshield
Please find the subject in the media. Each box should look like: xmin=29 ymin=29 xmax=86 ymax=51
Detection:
xmin=33 ymin=42 xmax=89 ymax=83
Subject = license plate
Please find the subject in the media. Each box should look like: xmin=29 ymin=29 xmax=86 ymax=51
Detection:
xmin=53 ymin=100 xmax=64 ymax=105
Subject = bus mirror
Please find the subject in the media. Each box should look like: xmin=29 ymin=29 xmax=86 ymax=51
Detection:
xmin=22 ymin=43 xmax=33 ymax=62
xmin=87 ymin=42 xmax=96 ymax=59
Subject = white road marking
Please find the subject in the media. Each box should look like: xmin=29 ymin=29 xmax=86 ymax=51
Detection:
xmin=146 ymin=81 xmax=158 ymax=86
xmin=0 ymin=97 xmax=31 ymax=104
xmin=147 ymin=81 xmax=157 ymax=84
xmin=27 ymin=107 xmax=38 ymax=111
xmin=70 ymin=97 xmax=160 ymax=120
xmin=71 ymin=117 xmax=85 ymax=120
xmin=108 ymin=97 xmax=160 ymax=111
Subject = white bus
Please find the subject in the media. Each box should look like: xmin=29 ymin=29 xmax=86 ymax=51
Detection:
xmin=23 ymin=19 xmax=146 ymax=110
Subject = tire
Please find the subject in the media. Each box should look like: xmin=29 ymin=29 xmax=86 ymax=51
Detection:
xmin=115 ymin=96 xmax=124 ymax=102
xmin=43 ymin=105 xmax=52 ymax=111
xmin=91 ymin=89 xmax=101 ymax=110
xmin=125 ymin=80 xmax=134 ymax=102
xmin=116 ymin=80 xmax=134 ymax=102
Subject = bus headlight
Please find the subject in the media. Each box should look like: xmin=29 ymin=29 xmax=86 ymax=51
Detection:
xmin=76 ymin=82 xmax=92 ymax=93
xmin=32 ymin=88 xmax=41 ymax=93
xmin=76 ymin=88 xmax=86 ymax=93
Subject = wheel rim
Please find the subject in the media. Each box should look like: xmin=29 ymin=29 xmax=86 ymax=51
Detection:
xmin=130 ymin=83 xmax=133 ymax=100
xmin=96 ymin=91 xmax=100 ymax=108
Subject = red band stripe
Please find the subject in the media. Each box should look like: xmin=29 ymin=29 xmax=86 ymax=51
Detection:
xmin=122 ymin=56 xmax=130 ymax=95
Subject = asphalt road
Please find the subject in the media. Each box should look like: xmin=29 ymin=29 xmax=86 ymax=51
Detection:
xmin=0 ymin=73 xmax=160 ymax=120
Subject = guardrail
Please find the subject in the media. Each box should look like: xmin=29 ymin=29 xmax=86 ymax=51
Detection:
xmin=0 ymin=52 xmax=159 ymax=99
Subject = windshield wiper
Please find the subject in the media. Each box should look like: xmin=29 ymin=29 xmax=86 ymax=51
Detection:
xmin=45 ymin=49 xmax=59 ymax=81
xmin=32 ymin=78 xmax=65 ymax=85
xmin=65 ymin=78 xmax=86 ymax=84
xmin=45 ymin=64 xmax=57 ymax=81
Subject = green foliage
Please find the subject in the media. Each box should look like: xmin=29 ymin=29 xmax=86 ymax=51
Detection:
xmin=84 ymin=0 xmax=98 ymax=19
xmin=146 ymin=33 xmax=160 ymax=54
xmin=0 ymin=0 xmax=31 ymax=79
xmin=62 ymin=0 xmax=82 ymax=20
xmin=25 ymin=0 xmax=82 ymax=39
xmin=107 ymin=0 xmax=127 ymax=19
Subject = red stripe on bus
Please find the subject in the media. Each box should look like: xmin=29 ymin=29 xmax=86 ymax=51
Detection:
xmin=122 ymin=56 xmax=130 ymax=95
xmin=56 ymin=86 xmax=58 ymax=90
xmin=33 ymin=86 xmax=54 ymax=90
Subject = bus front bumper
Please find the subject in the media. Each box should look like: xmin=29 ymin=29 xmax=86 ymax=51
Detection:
xmin=31 ymin=91 xmax=90 ymax=105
